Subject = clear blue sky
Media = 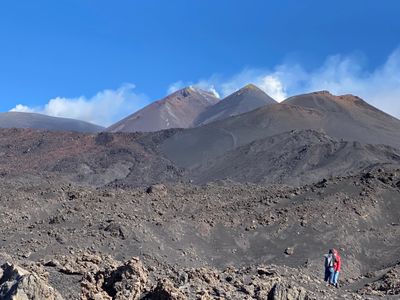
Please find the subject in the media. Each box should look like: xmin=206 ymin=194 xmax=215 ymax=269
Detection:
xmin=1 ymin=0 xmax=400 ymax=125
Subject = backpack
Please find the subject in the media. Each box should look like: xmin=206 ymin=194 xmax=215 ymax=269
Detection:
xmin=327 ymin=254 xmax=334 ymax=267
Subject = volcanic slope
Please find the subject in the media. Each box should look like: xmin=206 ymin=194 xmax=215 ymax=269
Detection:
xmin=192 ymin=129 xmax=400 ymax=185
xmin=283 ymin=90 xmax=400 ymax=147
xmin=0 ymin=129 xmax=183 ymax=187
xmin=0 ymin=112 xmax=104 ymax=133
xmin=161 ymin=91 xmax=400 ymax=171
xmin=107 ymin=87 xmax=219 ymax=132
xmin=194 ymin=83 xmax=276 ymax=126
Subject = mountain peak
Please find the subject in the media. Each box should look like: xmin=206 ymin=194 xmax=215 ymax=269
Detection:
xmin=173 ymin=86 xmax=218 ymax=99
xmin=106 ymin=86 xmax=219 ymax=132
xmin=180 ymin=86 xmax=198 ymax=96
xmin=309 ymin=91 xmax=366 ymax=105
xmin=237 ymin=83 xmax=265 ymax=94
xmin=194 ymin=84 xmax=276 ymax=126
xmin=311 ymin=90 xmax=333 ymax=96
xmin=242 ymin=83 xmax=260 ymax=90
xmin=309 ymin=91 xmax=362 ymax=102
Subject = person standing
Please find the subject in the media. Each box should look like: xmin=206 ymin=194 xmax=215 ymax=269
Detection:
xmin=324 ymin=249 xmax=334 ymax=283
xmin=332 ymin=248 xmax=341 ymax=288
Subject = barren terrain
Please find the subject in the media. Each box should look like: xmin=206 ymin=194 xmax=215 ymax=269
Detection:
xmin=1 ymin=90 xmax=400 ymax=299
xmin=1 ymin=164 xmax=399 ymax=298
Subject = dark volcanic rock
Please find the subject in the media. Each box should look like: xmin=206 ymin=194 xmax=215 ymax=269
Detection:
xmin=284 ymin=247 xmax=294 ymax=256
xmin=144 ymin=279 xmax=185 ymax=300
xmin=146 ymin=184 xmax=168 ymax=196
xmin=104 ymin=222 xmax=127 ymax=240
xmin=359 ymin=264 xmax=400 ymax=296
xmin=81 ymin=258 xmax=148 ymax=300
xmin=0 ymin=171 xmax=399 ymax=298
xmin=95 ymin=132 xmax=114 ymax=145
xmin=0 ymin=263 xmax=64 ymax=300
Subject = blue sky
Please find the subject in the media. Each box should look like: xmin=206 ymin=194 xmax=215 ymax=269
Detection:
xmin=1 ymin=0 xmax=400 ymax=126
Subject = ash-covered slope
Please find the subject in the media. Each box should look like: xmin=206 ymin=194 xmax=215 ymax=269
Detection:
xmin=0 ymin=127 xmax=398 ymax=188
xmin=0 ymin=129 xmax=183 ymax=186
xmin=192 ymin=129 xmax=400 ymax=185
xmin=194 ymin=84 xmax=276 ymax=126
xmin=283 ymin=91 xmax=400 ymax=147
xmin=107 ymin=87 xmax=219 ymax=132
xmin=2 ymin=89 xmax=400 ymax=188
xmin=161 ymin=92 xmax=400 ymax=170
xmin=0 ymin=112 xmax=104 ymax=133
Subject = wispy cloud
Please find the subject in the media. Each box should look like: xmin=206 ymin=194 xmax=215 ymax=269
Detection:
xmin=218 ymin=70 xmax=287 ymax=101
xmin=167 ymin=69 xmax=288 ymax=101
xmin=301 ymin=49 xmax=400 ymax=118
xmin=10 ymin=84 xmax=150 ymax=126
xmin=167 ymin=80 xmax=185 ymax=95
xmin=168 ymin=80 xmax=221 ymax=98
xmin=11 ymin=104 xmax=35 ymax=113
xmin=168 ymin=48 xmax=400 ymax=118
xmin=11 ymin=49 xmax=400 ymax=126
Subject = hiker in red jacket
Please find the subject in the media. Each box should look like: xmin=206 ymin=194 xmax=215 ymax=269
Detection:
xmin=332 ymin=248 xmax=341 ymax=288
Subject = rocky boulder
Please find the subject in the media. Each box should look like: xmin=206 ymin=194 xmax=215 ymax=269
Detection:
xmin=146 ymin=184 xmax=168 ymax=196
xmin=359 ymin=264 xmax=400 ymax=296
xmin=144 ymin=279 xmax=186 ymax=300
xmin=0 ymin=262 xmax=64 ymax=300
xmin=81 ymin=257 xmax=148 ymax=300
xmin=268 ymin=282 xmax=308 ymax=300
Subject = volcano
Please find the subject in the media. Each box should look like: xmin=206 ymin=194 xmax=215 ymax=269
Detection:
xmin=161 ymin=91 xmax=400 ymax=172
xmin=106 ymin=87 xmax=219 ymax=132
xmin=194 ymin=84 xmax=276 ymax=126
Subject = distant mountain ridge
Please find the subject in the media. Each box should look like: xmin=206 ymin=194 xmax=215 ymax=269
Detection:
xmin=107 ymin=84 xmax=277 ymax=132
xmin=0 ymin=112 xmax=104 ymax=133
xmin=1 ymin=89 xmax=400 ymax=186
xmin=160 ymin=91 xmax=400 ymax=171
